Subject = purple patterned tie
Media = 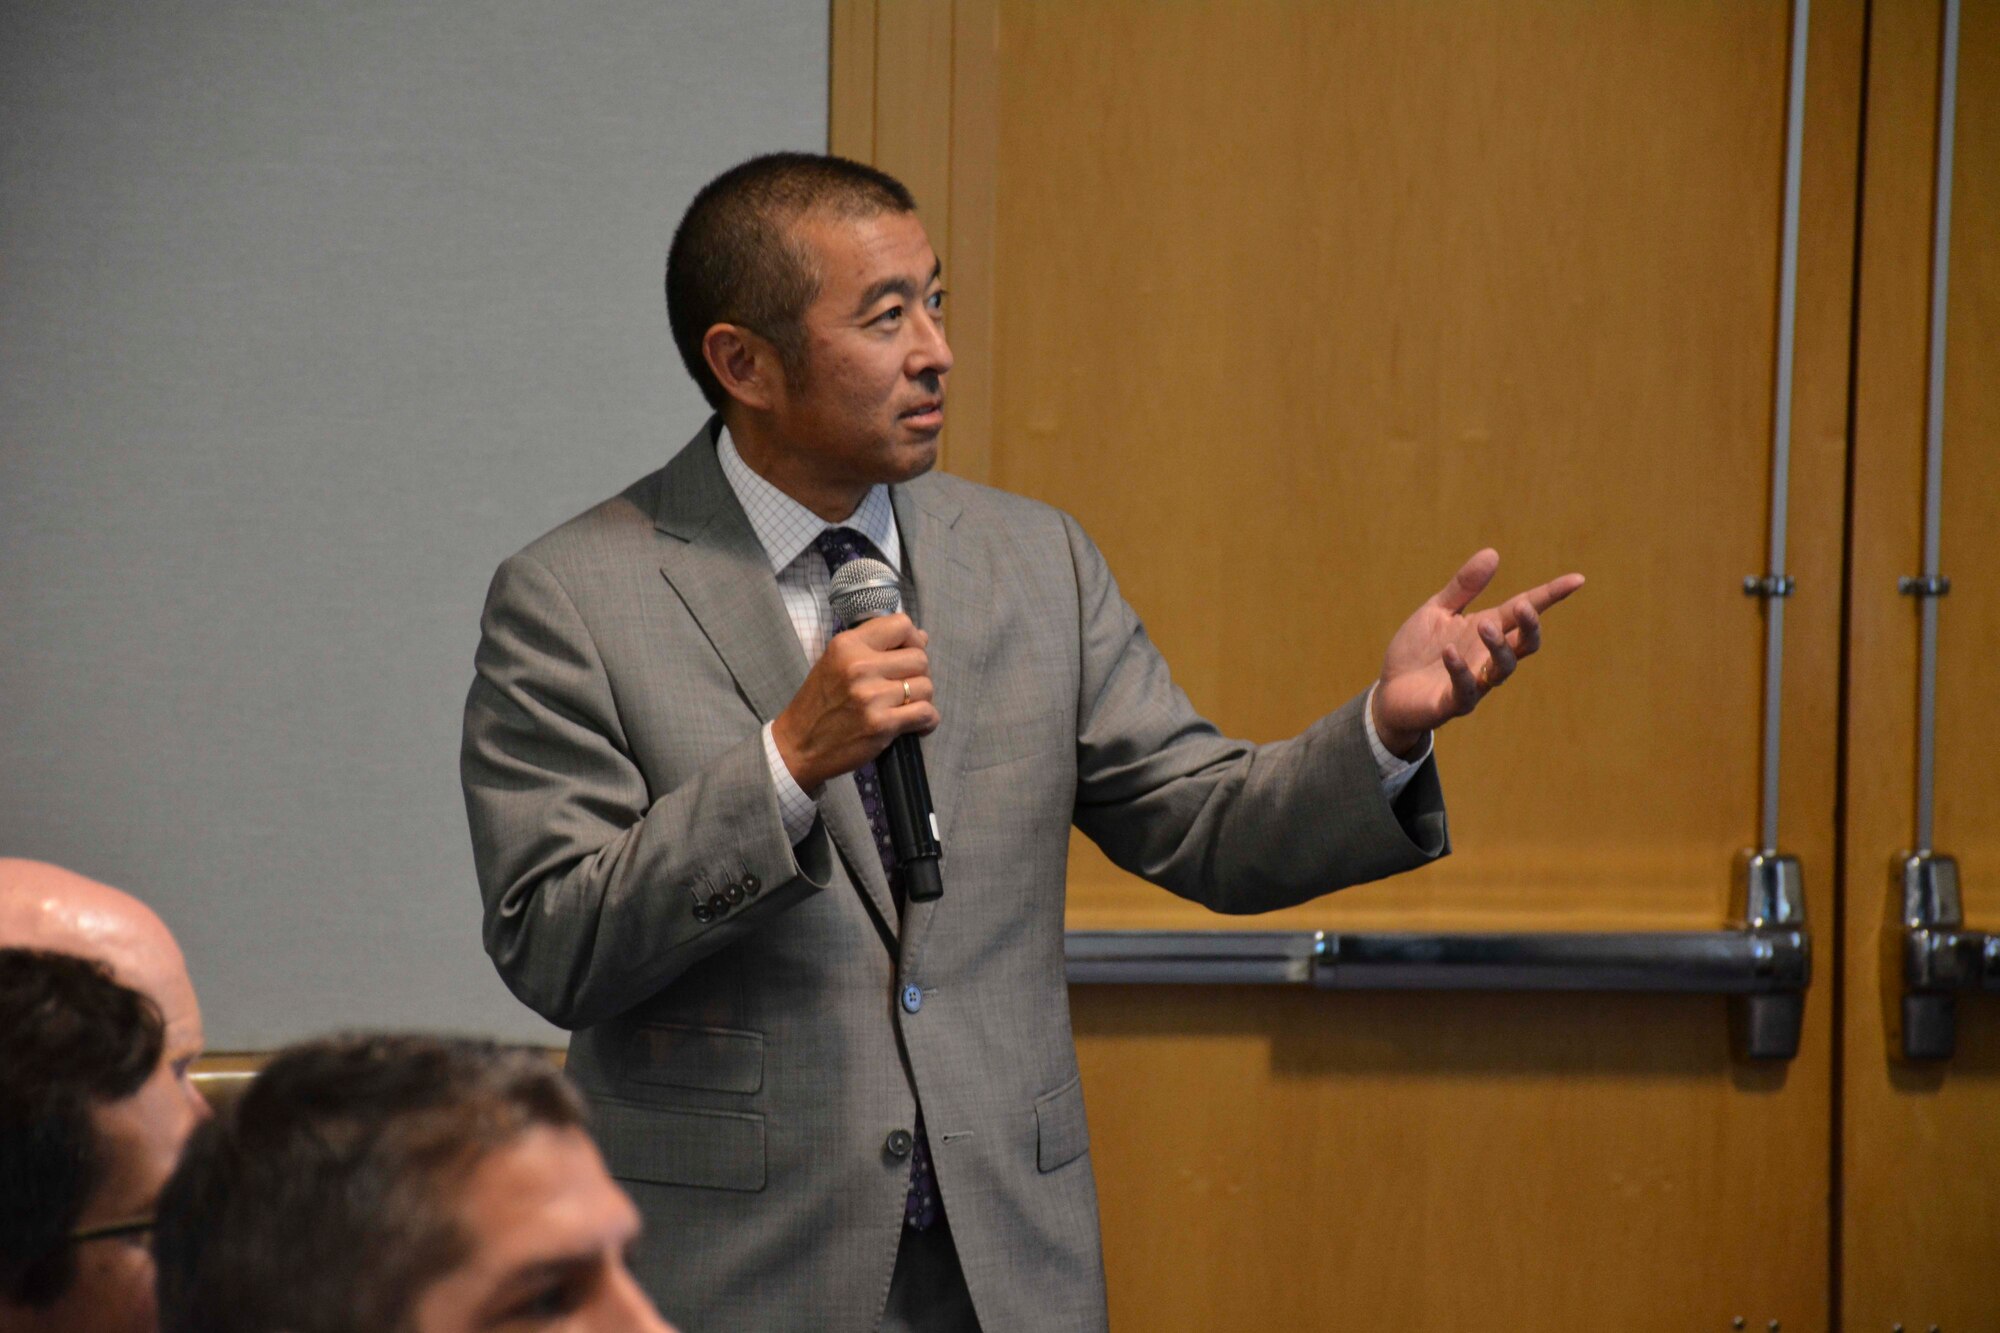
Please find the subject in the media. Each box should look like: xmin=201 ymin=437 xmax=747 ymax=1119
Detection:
xmin=813 ymin=527 xmax=941 ymax=1232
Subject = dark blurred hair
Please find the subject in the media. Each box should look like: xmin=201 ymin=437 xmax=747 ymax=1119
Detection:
xmin=0 ymin=947 xmax=165 ymax=1308
xmin=153 ymin=1033 xmax=586 ymax=1333
xmin=666 ymin=151 xmax=917 ymax=409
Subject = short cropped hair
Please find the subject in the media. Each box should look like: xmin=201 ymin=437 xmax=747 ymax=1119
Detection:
xmin=666 ymin=151 xmax=917 ymax=409
xmin=153 ymin=1033 xmax=587 ymax=1333
xmin=0 ymin=947 xmax=165 ymax=1308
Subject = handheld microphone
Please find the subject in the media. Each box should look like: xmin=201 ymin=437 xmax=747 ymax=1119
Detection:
xmin=829 ymin=559 xmax=944 ymax=903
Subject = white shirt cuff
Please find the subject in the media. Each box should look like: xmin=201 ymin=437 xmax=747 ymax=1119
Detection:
xmin=1364 ymin=682 xmax=1430 ymax=803
xmin=762 ymin=722 xmax=820 ymax=845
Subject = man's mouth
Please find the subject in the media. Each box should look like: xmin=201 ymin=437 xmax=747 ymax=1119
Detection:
xmin=900 ymin=400 xmax=945 ymax=426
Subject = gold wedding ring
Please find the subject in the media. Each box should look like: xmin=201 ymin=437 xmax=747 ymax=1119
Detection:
xmin=901 ymin=679 xmax=912 ymax=706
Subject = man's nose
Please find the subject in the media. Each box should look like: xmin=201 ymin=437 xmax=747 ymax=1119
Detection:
xmin=908 ymin=308 xmax=953 ymax=378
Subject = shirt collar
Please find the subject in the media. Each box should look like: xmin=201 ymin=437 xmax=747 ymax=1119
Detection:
xmin=715 ymin=425 xmax=901 ymax=574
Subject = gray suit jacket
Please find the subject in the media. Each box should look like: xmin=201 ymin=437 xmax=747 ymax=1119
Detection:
xmin=461 ymin=423 xmax=1448 ymax=1331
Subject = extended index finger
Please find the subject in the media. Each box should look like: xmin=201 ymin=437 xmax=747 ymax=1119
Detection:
xmin=1514 ymin=572 xmax=1586 ymax=616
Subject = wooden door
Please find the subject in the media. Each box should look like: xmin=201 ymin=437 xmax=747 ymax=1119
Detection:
xmin=833 ymin=0 xmax=1988 ymax=1325
xmin=1843 ymin=1 xmax=2000 ymax=1325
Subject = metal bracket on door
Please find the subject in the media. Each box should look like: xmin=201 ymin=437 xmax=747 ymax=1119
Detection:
xmin=1729 ymin=851 xmax=1809 ymax=1060
xmin=1898 ymin=853 xmax=2000 ymax=1060
xmin=1064 ymin=855 xmax=1809 ymax=1061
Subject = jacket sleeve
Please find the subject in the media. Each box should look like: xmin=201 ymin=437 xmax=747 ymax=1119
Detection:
xmin=460 ymin=552 xmax=833 ymax=1029
xmin=1063 ymin=514 xmax=1449 ymax=913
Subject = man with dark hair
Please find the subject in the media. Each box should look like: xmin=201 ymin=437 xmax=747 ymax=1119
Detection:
xmin=463 ymin=150 xmax=1582 ymax=1330
xmin=665 ymin=153 xmax=916 ymax=409
xmin=152 ymin=1033 xmax=674 ymax=1333
xmin=0 ymin=947 xmax=174 ymax=1333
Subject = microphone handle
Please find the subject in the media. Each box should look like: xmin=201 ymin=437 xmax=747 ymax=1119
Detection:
xmin=878 ymin=733 xmax=943 ymax=902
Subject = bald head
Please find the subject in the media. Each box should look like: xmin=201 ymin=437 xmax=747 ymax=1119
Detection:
xmin=0 ymin=859 xmax=206 ymax=1102
xmin=1 ymin=866 xmax=211 ymax=1333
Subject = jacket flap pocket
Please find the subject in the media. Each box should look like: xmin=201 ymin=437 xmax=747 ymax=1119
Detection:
xmin=1035 ymin=1073 xmax=1089 ymax=1173
xmin=591 ymin=1098 xmax=766 ymax=1192
xmin=626 ymin=1022 xmax=764 ymax=1095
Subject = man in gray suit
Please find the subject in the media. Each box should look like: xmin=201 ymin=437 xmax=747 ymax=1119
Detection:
xmin=461 ymin=153 xmax=1582 ymax=1332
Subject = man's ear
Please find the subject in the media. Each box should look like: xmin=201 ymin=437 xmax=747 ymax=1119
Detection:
xmin=702 ymin=324 xmax=782 ymax=413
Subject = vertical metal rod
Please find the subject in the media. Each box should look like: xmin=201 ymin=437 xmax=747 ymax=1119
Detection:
xmin=1759 ymin=0 xmax=1811 ymax=854
xmin=1915 ymin=0 xmax=1960 ymax=855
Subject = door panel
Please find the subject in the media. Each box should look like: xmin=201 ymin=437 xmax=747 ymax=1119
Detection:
xmin=983 ymin=8 xmax=1852 ymax=1321
xmin=1842 ymin=1 xmax=2000 ymax=1324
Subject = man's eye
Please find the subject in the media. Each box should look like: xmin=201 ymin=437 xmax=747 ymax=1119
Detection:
xmin=874 ymin=304 xmax=904 ymax=327
xmin=926 ymin=289 xmax=946 ymax=316
xmin=500 ymin=1278 xmax=585 ymax=1324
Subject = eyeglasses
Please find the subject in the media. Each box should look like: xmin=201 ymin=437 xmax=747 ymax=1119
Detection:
xmin=68 ymin=1216 xmax=156 ymax=1247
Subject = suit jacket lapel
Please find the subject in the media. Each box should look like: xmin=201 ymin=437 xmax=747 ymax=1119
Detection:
xmin=890 ymin=478 xmax=984 ymax=970
xmin=652 ymin=423 xmax=900 ymax=945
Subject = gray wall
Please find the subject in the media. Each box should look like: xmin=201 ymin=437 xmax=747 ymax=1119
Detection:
xmin=1 ymin=2 xmax=828 ymax=1047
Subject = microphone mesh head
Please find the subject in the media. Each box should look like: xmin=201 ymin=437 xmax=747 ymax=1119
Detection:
xmin=828 ymin=558 xmax=903 ymax=624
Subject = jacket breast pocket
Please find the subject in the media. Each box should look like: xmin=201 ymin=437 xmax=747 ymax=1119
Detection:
xmin=1035 ymin=1073 xmax=1090 ymax=1173
xmin=590 ymin=1097 xmax=766 ymax=1192
xmin=624 ymin=1022 xmax=764 ymax=1095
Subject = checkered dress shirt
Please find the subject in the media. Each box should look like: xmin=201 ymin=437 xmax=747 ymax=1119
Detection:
xmin=717 ymin=427 xmax=903 ymax=843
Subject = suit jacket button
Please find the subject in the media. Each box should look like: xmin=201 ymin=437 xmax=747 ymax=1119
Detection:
xmin=692 ymin=903 xmax=714 ymax=923
xmin=707 ymin=893 xmax=728 ymax=915
xmin=725 ymin=883 xmax=745 ymax=904
xmin=900 ymin=984 xmax=922 ymax=1014
xmin=885 ymin=1129 xmax=914 ymax=1159
xmin=741 ymin=874 xmax=760 ymax=895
